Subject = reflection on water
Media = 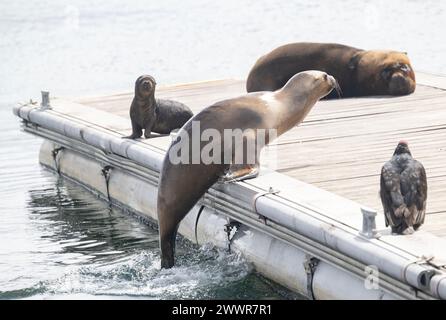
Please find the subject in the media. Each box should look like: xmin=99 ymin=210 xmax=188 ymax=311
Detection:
xmin=27 ymin=179 xmax=159 ymax=258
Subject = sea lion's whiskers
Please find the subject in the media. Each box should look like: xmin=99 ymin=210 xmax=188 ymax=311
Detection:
xmin=334 ymin=79 xmax=342 ymax=98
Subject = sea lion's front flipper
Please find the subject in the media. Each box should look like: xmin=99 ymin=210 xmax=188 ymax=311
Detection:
xmin=123 ymin=118 xmax=143 ymax=139
xmin=220 ymin=163 xmax=260 ymax=184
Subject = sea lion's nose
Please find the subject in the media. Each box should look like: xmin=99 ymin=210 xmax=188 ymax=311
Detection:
xmin=391 ymin=73 xmax=406 ymax=86
xmin=388 ymin=72 xmax=413 ymax=95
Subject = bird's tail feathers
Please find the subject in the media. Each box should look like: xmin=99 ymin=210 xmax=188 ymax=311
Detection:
xmin=394 ymin=204 xmax=410 ymax=218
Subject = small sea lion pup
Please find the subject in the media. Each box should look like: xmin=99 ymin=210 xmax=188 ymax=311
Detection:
xmin=157 ymin=70 xmax=337 ymax=268
xmin=380 ymin=141 xmax=427 ymax=235
xmin=246 ymin=42 xmax=416 ymax=98
xmin=124 ymin=75 xmax=193 ymax=139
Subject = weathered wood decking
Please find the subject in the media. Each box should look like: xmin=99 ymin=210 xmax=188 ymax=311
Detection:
xmin=76 ymin=73 xmax=446 ymax=238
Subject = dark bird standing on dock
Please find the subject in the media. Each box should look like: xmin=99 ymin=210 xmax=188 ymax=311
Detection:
xmin=380 ymin=141 xmax=427 ymax=235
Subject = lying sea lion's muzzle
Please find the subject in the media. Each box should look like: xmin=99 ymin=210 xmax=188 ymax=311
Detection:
xmin=388 ymin=72 xmax=415 ymax=95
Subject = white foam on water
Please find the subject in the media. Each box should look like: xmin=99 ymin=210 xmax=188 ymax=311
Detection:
xmin=33 ymin=245 xmax=252 ymax=299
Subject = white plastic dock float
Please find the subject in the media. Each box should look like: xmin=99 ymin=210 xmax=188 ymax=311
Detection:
xmin=13 ymin=74 xmax=446 ymax=300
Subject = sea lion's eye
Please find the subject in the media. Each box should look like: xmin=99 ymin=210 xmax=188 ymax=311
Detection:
xmin=400 ymin=64 xmax=410 ymax=72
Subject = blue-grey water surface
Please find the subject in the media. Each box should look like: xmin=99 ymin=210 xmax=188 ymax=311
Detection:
xmin=1 ymin=0 xmax=445 ymax=299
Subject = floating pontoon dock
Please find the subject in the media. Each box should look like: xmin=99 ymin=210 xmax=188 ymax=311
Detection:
xmin=13 ymin=72 xmax=446 ymax=300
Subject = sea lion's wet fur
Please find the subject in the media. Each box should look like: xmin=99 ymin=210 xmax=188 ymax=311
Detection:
xmin=126 ymin=75 xmax=193 ymax=139
xmin=246 ymin=42 xmax=416 ymax=98
xmin=157 ymin=71 xmax=336 ymax=268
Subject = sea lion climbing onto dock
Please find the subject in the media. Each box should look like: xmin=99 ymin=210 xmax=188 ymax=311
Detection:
xmin=246 ymin=42 xmax=416 ymax=98
xmin=124 ymin=75 xmax=193 ymax=139
xmin=157 ymin=70 xmax=338 ymax=268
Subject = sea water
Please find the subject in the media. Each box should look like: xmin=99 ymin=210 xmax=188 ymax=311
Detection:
xmin=1 ymin=0 xmax=445 ymax=299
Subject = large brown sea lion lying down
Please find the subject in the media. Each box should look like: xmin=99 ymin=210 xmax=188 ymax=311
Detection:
xmin=246 ymin=42 xmax=416 ymax=98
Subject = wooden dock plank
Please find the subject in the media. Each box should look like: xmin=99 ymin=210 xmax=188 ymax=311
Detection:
xmin=75 ymin=74 xmax=446 ymax=238
xmin=77 ymin=79 xmax=246 ymax=117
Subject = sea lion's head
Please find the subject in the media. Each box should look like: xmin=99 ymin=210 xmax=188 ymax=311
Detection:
xmin=281 ymin=70 xmax=338 ymax=102
xmin=352 ymin=51 xmax=416 ymax=96
xmin=135 ymin=75 xmax=156 ymax=98
xmin=274 ymin=71 xmax=337 ymax=134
